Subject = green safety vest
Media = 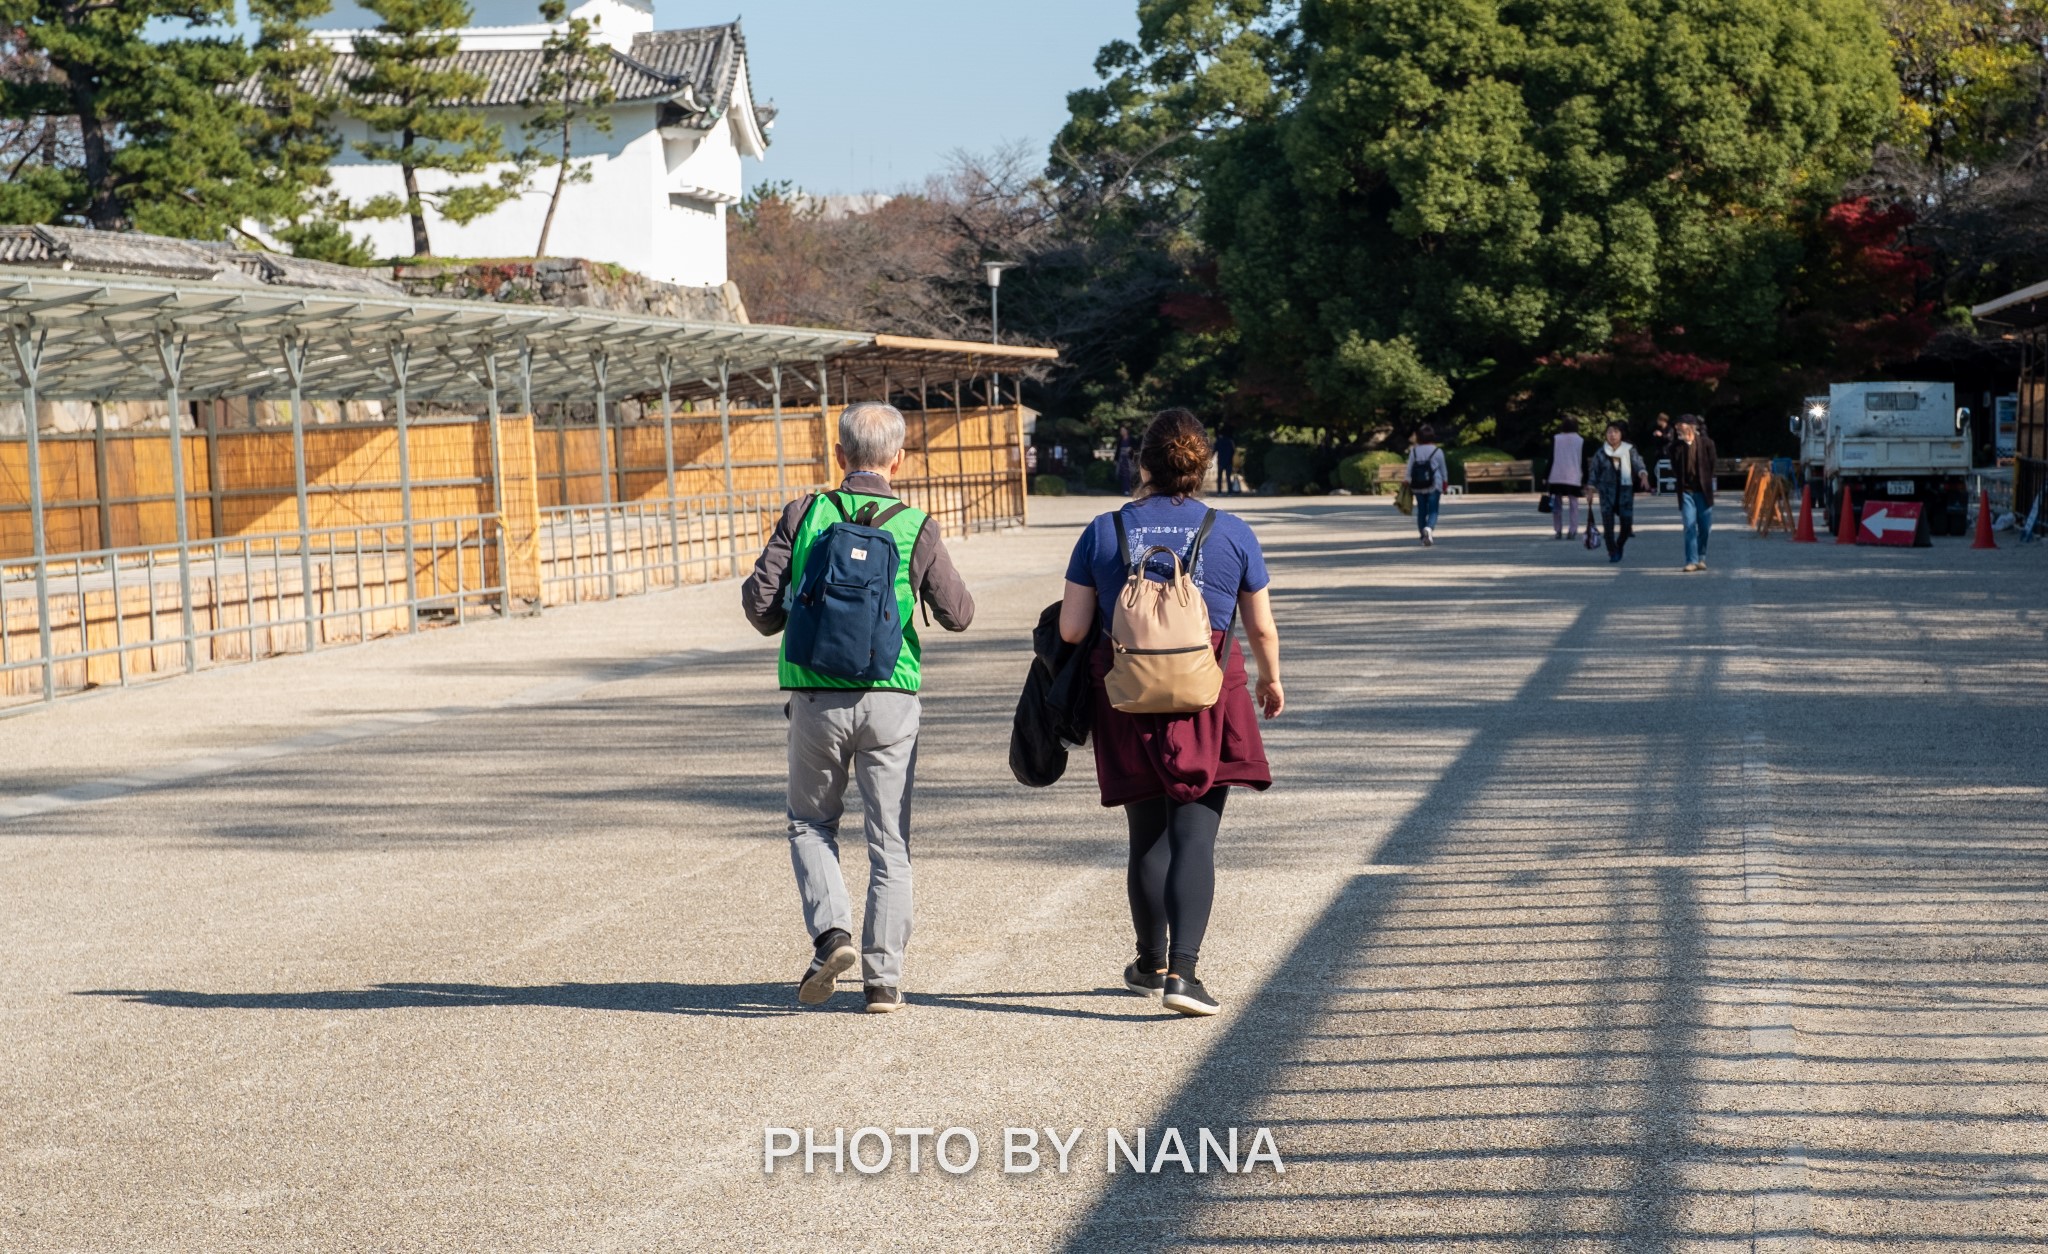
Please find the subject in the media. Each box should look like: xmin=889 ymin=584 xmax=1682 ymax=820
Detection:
xmin=779 ymin=491 xmax=930 ymax=692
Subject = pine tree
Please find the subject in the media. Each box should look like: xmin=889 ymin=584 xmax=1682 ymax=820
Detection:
xmin=0 ymin=0 xmax=256 ymax=232
xmin=523 ymin=0 xmax=614 ymax=258
xmin=347 ymin=0 xmax=525 ymax=257
xmin=248 ymin=0 xmax=373 ymax=264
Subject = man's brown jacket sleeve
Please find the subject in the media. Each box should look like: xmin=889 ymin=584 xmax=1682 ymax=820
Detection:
xmin=741 ymin=497 xmax=974 ymax=635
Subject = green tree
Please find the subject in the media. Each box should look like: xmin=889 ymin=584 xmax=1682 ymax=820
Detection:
xmin=1202 ymin=0 xmax=1898 ymax=443
xmin=0 ymin=1 xmax=350 ymax=247
xmin=249 ymin=0 xmax=374 ymax=264
xmin=348 ymin=0 xmax=525 ymax=257
xmin=522 ymin=0 xmax=613 ymax=258
xmin=1865 ymin=0 xmax=2048 ymax=313
xmin=0 ymin=0 xmax=259 ymax=232
xmin=1022 ymin=1 xmax=1297 ymax=429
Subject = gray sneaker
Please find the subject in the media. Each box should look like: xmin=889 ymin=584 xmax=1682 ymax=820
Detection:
xmin=864 ymin=985 xmax=906 ymax=1013
xmin=799 ymin=931 xmax=857 ymax=1005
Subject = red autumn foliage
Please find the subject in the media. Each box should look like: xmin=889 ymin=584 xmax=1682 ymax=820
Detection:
xmin=1545 ymin=328 xmax=1731 ymax=385
xmin=1784 ymin=196 xmax=1935 ymax=370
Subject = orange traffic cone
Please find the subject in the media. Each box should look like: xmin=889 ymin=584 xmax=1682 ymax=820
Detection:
xmin=1792 ymin=483 xmax=1818 ymax=542
xmin=1835 ymin=483 xmax=1857 ymax=544
xmin=1971 ymin=486 xmax=1998 ymax=550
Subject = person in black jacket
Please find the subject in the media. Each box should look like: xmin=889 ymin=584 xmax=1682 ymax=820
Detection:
xmin=1672 ymin=414 xmax=1718 ymax=571
xmin=1011 ymin=602 xmax=1093 ymax=786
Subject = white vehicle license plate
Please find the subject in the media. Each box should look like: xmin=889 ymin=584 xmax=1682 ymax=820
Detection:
xmin=1885 ymin=480 xmax=1913 ymax=496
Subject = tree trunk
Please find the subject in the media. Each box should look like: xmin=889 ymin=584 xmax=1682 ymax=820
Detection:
xmin=401 ymin=129 xmax=430 ymax=256
xmin=535 ymin=121 xmax=570 ymax=257
xmin=65 ymin=70 xmax=123 ymax=230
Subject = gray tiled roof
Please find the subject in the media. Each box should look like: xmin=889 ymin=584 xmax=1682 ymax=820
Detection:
xmin=0 ymin=225 xmax=405 ymax=294
xmin=234 ymin=22 xmax=764 ymax=129
xmin=0 ymin=226 xmax=235 ymax=280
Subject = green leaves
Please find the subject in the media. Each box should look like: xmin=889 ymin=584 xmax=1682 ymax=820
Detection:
xmin=1202 ymin=0 xmax=1897 ymax=436
xmin=0 ymin=0 xmax=365 ymax=251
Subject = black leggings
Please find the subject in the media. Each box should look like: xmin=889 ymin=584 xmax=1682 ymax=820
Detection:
xmin=1124 ymin=787 xmax=1228 ymax=974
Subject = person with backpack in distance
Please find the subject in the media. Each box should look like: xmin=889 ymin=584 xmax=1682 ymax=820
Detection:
xmin=1059 ymin=409 xmax=1282 ymax=1017
xmin=1587 ymin=421 xmax=1650 ymax=563
xmin=741 ymin=402 xmax=975 ymax=1013
xmin=1407 ymin=424 xmax=1449 ymax=546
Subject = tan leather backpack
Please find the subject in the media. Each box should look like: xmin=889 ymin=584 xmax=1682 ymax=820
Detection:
xmin=1104 ymin=508 xmax=1225 ymax=714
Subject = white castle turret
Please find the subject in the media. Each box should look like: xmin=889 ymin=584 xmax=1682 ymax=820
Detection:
xmin=285 ymin=1 xmax=773 ymax=286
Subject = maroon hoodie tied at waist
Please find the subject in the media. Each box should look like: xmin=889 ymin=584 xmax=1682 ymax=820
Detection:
xmin=1089 ymin=630 xmax=1272 ymax=808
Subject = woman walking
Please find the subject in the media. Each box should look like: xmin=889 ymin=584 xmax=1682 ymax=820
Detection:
xmin=1546 ymin=423 xmax=1586 ymax=540
xmin=1587 ymin=421 xmax=1650 ymax=562
xmin=1406 ymin=425 xmax=1449 ymax=546
xmin=1059 ymin=409 xmax=1283 ymax=1016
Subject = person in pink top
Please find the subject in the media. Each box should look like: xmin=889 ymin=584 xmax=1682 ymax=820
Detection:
xmin=1547 ymin=425 xmax=1586 ymax=539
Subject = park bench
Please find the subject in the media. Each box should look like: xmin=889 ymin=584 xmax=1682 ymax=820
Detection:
xmin=1463 ymin=460 xmax=1536 ymax=490
xmin=1374 ymin=458 xmax=1537 ymax=492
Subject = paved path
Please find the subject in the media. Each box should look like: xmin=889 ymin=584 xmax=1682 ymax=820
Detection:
xmin=4 ymin=494 xmax=2047 ymax=1253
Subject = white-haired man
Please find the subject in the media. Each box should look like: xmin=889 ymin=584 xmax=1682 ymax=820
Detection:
xmin=740 ymin=402 xmax=975 ymax=1012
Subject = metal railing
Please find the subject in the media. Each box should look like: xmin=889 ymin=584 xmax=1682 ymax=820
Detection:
xmin=1 ymin=513 xmax=504 ymax=712
xmin=539 ymin=488 xmax=793 ymax=606
xmin=3 ymin=468 xmax=1029 ymax=709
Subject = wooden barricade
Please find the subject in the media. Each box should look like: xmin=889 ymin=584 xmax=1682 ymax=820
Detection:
xmin=2 ymin=405 xmax=1029 ymax=699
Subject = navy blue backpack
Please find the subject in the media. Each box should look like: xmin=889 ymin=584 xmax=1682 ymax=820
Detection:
xmin=783 ymin=492 xmax=912 ymax=683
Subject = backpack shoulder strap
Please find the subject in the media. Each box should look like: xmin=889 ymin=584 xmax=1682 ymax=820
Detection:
xmin=871 ymin=501 xmax=910 ymax=529
xmin=1185 ymin=507 xmax=1219 ymax=568
xmin=1113 ymin=507 xmax=1132 ymax=570
xmin=823 ymin=491 xmax=853 ymax=523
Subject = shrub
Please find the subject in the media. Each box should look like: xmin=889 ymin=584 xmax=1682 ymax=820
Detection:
xmin=1032 ymin=475 xmax=1069 ymax=496
xmin=1082 ymin=458 xmax=1119 ymax=491
xmin=1338 ymin=450 xmax=1406 ymax=494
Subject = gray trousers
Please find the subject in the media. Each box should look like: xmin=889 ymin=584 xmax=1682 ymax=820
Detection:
xmin=786 ymin=689 xmax=919 ymax=988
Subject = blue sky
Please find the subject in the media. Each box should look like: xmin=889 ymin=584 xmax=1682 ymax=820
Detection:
xmin=687 ymin=3 xmax=1138 ymax=196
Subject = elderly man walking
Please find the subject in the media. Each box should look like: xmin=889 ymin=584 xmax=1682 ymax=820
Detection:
xmin=741 ymin=402 xmax=975 ymax=1012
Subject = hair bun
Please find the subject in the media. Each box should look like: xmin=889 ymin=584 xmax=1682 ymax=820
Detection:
xmin=1164 ymin=432 xmax=1208 ymax=474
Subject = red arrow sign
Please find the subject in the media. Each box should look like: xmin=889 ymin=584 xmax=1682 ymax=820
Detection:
xmin=1857 ymin=500 xmax=1923 ymax=546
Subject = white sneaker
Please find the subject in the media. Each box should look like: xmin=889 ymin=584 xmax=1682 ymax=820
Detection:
xmin=1422 ymin=528 xmax=1435 ymax=547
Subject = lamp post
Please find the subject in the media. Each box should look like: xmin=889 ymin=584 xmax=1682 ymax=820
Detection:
xmin=984 ymin=261 xmax=1017 ymax=408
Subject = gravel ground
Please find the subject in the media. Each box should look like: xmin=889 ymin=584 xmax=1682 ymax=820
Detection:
xmin=3 ymin=492 xmax=2045 ymax=1253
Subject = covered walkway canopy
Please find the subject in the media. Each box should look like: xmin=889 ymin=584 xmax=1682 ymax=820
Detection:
xmin=677 ymin=332 xmax=1061 ymax=408
xmin=1 ymin=262 xmax=1054 ymax=709
xmin=0 ymin=266 xmax=870 ymax=405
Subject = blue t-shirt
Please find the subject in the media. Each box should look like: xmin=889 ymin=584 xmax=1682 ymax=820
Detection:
xmin=1065 ymin=496 xmax=1269 ymax=633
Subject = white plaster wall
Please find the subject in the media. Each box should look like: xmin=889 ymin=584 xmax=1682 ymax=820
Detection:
xmin=297 ymin=4 xmax=762 ymax=285
xmin=327 ymin=103 xmax=699 ymax=279
xmin=646 ymin=117 xmax=740 ymax=287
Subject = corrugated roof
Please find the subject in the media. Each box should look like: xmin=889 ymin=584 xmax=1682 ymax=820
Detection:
xmin=1972 ymin=277 xmax=2048 ymax=328
xmin=0 ymin=265 xmax=870 ymax=403
xmin=233 ymin=22 xmax=761 ymax=127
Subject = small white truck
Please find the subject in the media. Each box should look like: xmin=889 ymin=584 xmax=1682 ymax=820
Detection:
xmin=1789 ymin=381 xmax=1973 ymax=536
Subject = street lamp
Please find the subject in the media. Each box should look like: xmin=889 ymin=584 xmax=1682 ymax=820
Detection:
xmin=984 ymin=261 xmax=1017 ymax=344
xmin=984 ymin=261 xmax=1018 ymax=408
